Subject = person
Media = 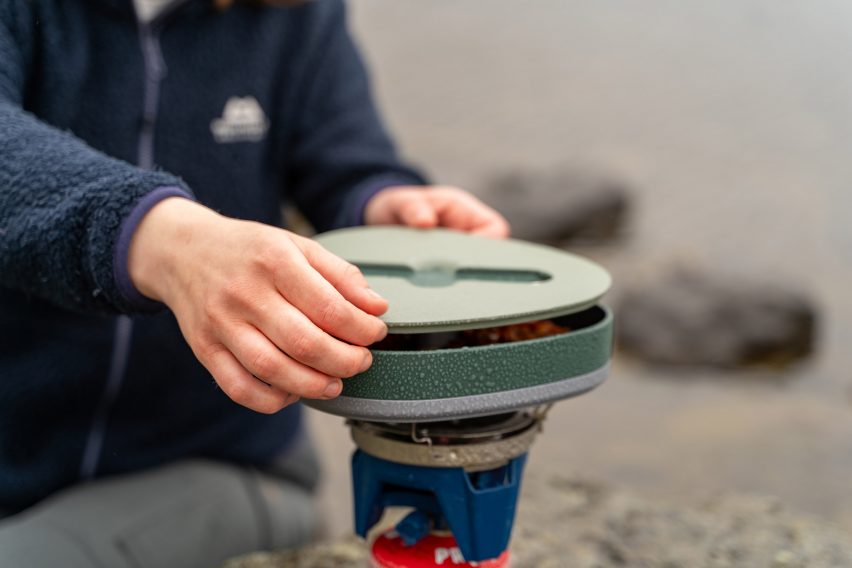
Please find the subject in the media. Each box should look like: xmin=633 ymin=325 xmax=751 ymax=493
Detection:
xmin=0 ymin=0 xmax=509 ymax=566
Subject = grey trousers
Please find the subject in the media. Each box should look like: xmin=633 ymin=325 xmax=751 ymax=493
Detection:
xmin=0 ymin=445 xmax=321 ymax=568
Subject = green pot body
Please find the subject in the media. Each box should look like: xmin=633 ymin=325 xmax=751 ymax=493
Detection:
xmin=305 ymin=306 xmax=612 ymax=422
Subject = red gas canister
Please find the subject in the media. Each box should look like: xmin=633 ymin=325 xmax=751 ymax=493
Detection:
xmin=370 ymin=530 xmax=510 ymax=568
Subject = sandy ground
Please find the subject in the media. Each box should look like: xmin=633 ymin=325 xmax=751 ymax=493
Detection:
xmin=307 ymin=0 xmax=852 ymax=539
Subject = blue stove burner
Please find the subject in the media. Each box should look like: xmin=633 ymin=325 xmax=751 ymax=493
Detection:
xmin=352 ymin=449 xmax=528 ymax=562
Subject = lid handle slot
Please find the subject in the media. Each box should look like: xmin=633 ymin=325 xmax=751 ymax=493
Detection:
xmin=356 ymin=263 xmax=551 ymax=288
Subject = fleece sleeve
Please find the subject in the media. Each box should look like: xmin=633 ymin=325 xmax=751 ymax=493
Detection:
xmin=285 ymin=0 xmax=427 ymax=232
xmin=0 ymin=2 xmax=191 ymax=314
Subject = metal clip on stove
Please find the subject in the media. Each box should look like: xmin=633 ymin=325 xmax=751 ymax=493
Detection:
xmin=306 ymin=227 xmax=613 ymax=565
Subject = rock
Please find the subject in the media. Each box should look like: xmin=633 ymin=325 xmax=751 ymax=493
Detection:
xmin=617 ymin=269 xmax=817 ymax=368
xmin=479 ymin=169 xmax=631 ymax=244
xmin=223 ymin=475 xmax=852 ymax=568
xmin=222 ymin=539 xmax=366 ymax=568
xmin=512 ymin=476 xmax=852 ymax=568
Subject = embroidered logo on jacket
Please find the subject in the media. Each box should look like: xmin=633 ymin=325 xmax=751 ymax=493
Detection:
xmin=210 ymin=97 xmax=269 ymax=143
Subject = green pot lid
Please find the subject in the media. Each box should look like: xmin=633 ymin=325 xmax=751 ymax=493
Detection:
xmin=314 ymin=227 xmax=611 ymax=333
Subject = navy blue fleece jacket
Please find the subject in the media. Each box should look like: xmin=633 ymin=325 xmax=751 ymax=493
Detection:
xmin=0 ymin=0 xmax=425 ymax=510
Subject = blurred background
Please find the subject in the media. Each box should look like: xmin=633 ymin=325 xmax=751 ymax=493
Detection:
xmin=307 ymin=0 xmax=852 ymax=543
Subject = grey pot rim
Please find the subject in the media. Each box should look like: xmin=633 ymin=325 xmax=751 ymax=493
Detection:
xmin=303 ymin=362 xmax=610 ymax=423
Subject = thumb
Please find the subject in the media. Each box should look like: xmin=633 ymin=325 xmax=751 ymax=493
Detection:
xmin=395 ymin=191 xmax=439 ymax=228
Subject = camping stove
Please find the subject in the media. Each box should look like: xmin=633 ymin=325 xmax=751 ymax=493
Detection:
xmin=350 ymin=411 xmax=544 ymax=565
xmin=305 ymin=227 xmax=613 ymax=565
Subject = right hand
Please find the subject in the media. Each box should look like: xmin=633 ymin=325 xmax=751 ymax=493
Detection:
xmin=127 ymin=198 xmax=388 ymax=414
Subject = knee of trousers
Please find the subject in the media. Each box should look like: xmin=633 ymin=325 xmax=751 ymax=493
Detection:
xmin=0 ymin=460 xmax=318 ymax=568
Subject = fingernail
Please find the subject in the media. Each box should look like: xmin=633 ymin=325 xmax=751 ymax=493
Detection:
xmin=323 ymin=380 xmax=342 ymax=398
xmin=366 ymin=288 xmax=385 ymax=301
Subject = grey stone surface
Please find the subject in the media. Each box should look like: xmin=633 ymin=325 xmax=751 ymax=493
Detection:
xmin=223 ymin=540 xmax=364 ymax=568
xmin=479 ymin=170 xmax=631 ymax=245
xmin=617 ymin=269 xmax=817 ymax=368
xmin=223 ymin=475 xmax=852 ymax=568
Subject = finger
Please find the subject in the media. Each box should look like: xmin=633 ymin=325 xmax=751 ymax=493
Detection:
xmin=257 ymin=298 xmax=373 ymax=378
xmin=296 ymin=238 xmax=388 ymax=317
xmin=469 ymin=214 xmax=511 ymax=239
xmin=276 ymin=253 xmax=387 ymax=347
xmin=201 ymin=343 xmax=297 ymax=414
xmin=223 ymin=323 xmax=344 ymax=400
xmin=393 ymin=190 xmax=439 ymax=228
xmin=432 ymin=188 xmax=511 ymax=238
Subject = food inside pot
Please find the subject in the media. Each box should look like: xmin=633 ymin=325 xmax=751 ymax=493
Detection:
xmin=373 ymin=319 xmax=571 ymax=351
xmin=372 ymin=306 xmax=606 ymax=351
xmin=450 ymin=319 xmax=571 ymax=347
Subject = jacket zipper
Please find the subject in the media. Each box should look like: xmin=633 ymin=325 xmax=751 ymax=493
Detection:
xmin=79 ymin=14 xmax=171 ymax=480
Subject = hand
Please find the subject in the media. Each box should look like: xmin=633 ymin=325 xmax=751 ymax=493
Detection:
xmin=364 ymin=185 xmax=510 ymax=238
xmin=127 ymin=198 xmax=388 ymax=414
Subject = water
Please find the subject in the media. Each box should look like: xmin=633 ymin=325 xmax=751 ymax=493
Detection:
xmin=309 ymin=0 xmax=852 ymax=535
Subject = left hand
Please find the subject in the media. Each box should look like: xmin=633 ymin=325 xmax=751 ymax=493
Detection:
xmin=363 ymin=185 xmax=510 ymax=238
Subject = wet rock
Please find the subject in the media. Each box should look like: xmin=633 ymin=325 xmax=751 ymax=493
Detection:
xmin=617 ymin=269 xmax=817 ymax=368
xmin=479 ymin=169 xmax=631 ymax=244
xmin=223 ymin=475 xmax=852 ymax=568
